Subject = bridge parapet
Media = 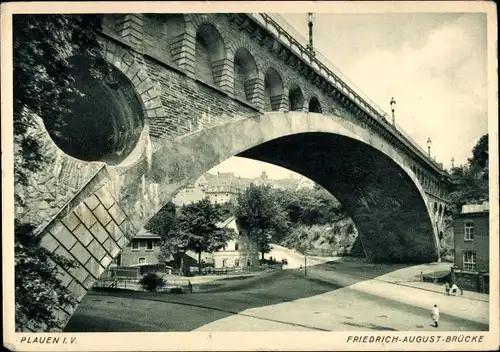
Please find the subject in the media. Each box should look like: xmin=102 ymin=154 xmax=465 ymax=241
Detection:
xmin=246 ymin=13 xmax=448 ymax=177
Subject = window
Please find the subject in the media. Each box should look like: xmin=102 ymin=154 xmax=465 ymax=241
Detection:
xmin=138 ymin=257 xmax=146 ymax=264
xmin=464 ymin=221 xmax=474 ymax=241
xmin=235 ymin=258 xmax=240 ymax=267
xmin=132 ymin=240 xmax=139 ymax=251
xmin=139 ymin=239 xmax=146 ymax=248
xmin=146 ymin=240 xmax=153 ymax=250
xmin=222 ymin=259 xmax=227 ymax=267
xmin=463 ymin=251 xmax=476 ymax=271
xmin=235 ymin=243 xmax=239 ymax=251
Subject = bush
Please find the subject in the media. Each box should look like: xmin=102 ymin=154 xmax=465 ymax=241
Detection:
xmin=139 ymin=273 xmax=165 ymax=292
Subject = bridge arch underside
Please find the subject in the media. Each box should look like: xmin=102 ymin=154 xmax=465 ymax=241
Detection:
xmin=237 ymin=133 xmax=437 ymax=264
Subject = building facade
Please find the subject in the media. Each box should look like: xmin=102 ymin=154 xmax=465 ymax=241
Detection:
xmin=452 ymin=201 xmax=489 ymax=293
xmin=212 ymin=216 xmax=259 ymax=269
xmin=115 ymin=229 xmax=162 ymax=267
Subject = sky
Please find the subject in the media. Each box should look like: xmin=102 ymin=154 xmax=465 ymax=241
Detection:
xmin=210 ymin=12 xmax=489 ymax=180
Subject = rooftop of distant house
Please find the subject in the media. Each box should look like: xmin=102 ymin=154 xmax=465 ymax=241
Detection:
xmin=460 ymin=201 xmax=489 ymax=215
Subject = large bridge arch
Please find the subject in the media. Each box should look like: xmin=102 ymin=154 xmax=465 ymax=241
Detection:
xmin=33 ymin=111 xmax=442 ymax=331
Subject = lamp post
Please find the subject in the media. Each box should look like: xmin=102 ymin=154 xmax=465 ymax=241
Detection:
xmin=390 ymin=97 xmax=396 ymax=126
xmin=307 ymin=13 xmax=315 ymax=56
xmin=451 ymin=157 xmax=455 ymax=168
xmin=427 ymin=137 xmax=432 ymax=157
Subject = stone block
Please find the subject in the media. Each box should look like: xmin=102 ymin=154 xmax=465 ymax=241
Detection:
xmin=101 ymin=237 xmax=120 ymax=257
xmin=84 ymin=194 xmax=100 ymax=211
xmin=72 ymin=223 xmax=93 ymax=247
xmin=108 ymin=203 xmax=127 ymax=225
xmin=95 ymin=187 xmax=116 ymax=209
xmin=82 ymin=276 xmax=96 ymax=290
xmin=100 ymin=255 xmax=113 ymax=270
xmin=69 ymin=266 xmax=90 ymax=286
xmin=50 ymin=223 xmax=77 ymax=251
xmin=89 ymin=220 xmax=110 ymax=244
xmin=106 ymin=221 xmax=125 ymax=242
xmin=67 ymin=280 xmax=87 ymax=302
xmin=87 ymin=239 xmax=107 ymax=262
xmin=70 ymin=241 xmax=92 ymax=266
xmin=61 ymin=212 xmax=81 ymax=232
xmin=39 ymin=232 xmax=60 ymax=254
xmin=116 ymin=235 xmax=129 ymax=249
xmin=55 ymin=267 xmax=73 ymax=288
xmin=93 ymin=204 xmax=112 ymax=227
xmin=53 ymin=309 xmax=71 ymax=329
xmin=52 ymin=245 xmax=74 ymax=264
xmin=119 ymin=218 xmax=138 ymax=239
xmin=84 ymin=256 xmax=105 ymax=279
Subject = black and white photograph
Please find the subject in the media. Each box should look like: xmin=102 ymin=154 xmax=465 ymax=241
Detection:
xmin=2 ymin=1 xmax=498 ymax=351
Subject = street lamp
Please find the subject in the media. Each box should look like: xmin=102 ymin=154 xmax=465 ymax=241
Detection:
xmin=390 ymin=97 xmax=396 ymax=126
xmin=307 ymin=13 xmax=315 ymax=56
xmin=427 ymin=137 xmax=432 ymax=157
xmin=451 ymin=157 xmax=455 ymax=168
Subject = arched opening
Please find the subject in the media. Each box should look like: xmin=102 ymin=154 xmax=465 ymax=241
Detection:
xmin=433 ymin=202 xmax=438 ymax=215
xmin=237 ymin=131 xmax=437 ymax=263
xmin=195 ymin=23 xmax=225 ymax=85
xmin=42 ymin=55 xmax=145 ymax=164
xmin=233 ymin=48 xmax=258 ymax=102
xmin=288 ymin=84 xmax=304 ymax=111
xmin=264 ymin=68 xmax=284 ymax=111
xmin=308 ymin=97 xmax=322 ymax=113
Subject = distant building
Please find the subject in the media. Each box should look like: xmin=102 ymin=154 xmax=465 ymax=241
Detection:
xmin=296 ymin=177 xmax=315 ymax=190
xmin=212 ymin=216 xmax=259 ymax=269
xmin=114 ymin=229 xmax=162 ymax=267
xmin=452 ymin=201 xmax=489 ymax=293
xmin=172 ymin=183 xmax=207 ymax=206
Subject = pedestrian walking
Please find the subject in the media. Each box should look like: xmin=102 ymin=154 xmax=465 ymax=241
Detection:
xmin=451 ymin=283 xmax=459 ymax=296
xmin=445 ymin=282 xmax=450 ymax=296
xmin=431 ymin=304 xmax=440 ymax=327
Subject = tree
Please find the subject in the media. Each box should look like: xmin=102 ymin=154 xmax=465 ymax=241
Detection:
xmin=470 ymin=134 xmax=488 ymax=169
xmin=448 ymin=134 xmax=489 ymax=214
xmin=272 ymin=187 xmax=344 ymax=227
xmin=145 ymin=202 xmax=179 ymax=263
xmin=236 ymin=184 xmax=290 ymax=259
xmin=13 ymin=15 xmax=105 ymax=331
xmin=174 ymin=198 xmax=233 ymax=273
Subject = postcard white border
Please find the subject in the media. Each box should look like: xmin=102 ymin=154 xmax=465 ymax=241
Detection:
xmin=2 ymin=1 xmax=498 ymax=351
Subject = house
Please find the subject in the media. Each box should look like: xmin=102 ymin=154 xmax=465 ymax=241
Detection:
xmin=452 ymin=201 xmax=489 ymax=293
xmin=114 ymin=228 xmax=162 ymax=267
xmin=205 ymin=183 xmax=239 ymax=205
xmin=212 ymin=216 xmax=259 ymax=269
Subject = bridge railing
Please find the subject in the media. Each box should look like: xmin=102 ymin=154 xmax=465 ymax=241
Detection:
xmin=248 ymin=13 xmax=445 ymax=173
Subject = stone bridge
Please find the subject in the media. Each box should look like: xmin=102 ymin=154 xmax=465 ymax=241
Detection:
xmin=15 ymin=13 xmax=451 ymax=331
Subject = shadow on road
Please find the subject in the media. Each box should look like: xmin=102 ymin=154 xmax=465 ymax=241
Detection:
xmin=65 ymin=266 xmax=370 ymax=332
xmin=64 ymin=258 xmax=470 ymax=333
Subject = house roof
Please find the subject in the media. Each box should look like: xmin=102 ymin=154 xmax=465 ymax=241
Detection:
xmin=461 ymin=201 xmax=489 ymax=214
xmin=132 ymin=228 xmax=161 ymax=239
